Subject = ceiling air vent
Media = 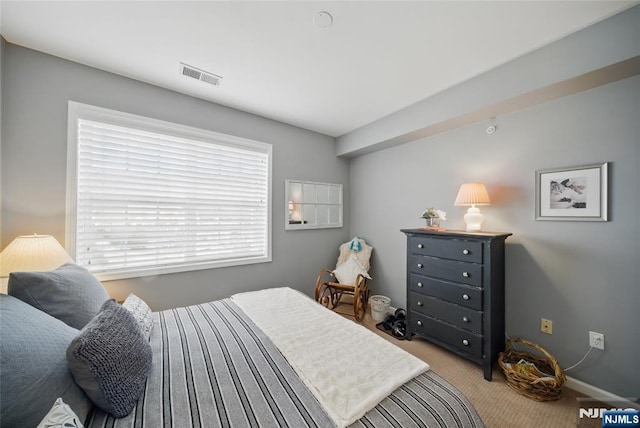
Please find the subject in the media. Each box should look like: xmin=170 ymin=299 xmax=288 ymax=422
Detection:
xmin=179 ymin=62 xmax=222 ymax=86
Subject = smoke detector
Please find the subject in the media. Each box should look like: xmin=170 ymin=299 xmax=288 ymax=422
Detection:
xmin=179 ymin=62 xmax=222 ymax=86
xmin=313 ymin=11 xmax=333 ymax=29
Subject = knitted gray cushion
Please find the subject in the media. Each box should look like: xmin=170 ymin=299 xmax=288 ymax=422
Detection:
xmin=8 ymin=263 xmax=109 ymax=329
xmin=67 ymin=299 xmax=153 ymax=418
xmin=0 ymin=294 xmax=92 ymax=427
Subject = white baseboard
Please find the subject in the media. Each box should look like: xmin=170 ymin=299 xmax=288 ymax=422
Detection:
xmin=567 ymin=376 xmax=639 ymax=409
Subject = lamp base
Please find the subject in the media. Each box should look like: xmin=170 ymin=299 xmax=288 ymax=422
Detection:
xmin=464 ymin=206 xmax=484 ymax=232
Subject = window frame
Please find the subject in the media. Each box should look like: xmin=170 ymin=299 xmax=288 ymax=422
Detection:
xmin=66 ymin=101 xmax=272 ymax=281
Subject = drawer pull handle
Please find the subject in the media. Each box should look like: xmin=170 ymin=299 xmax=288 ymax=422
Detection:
xmin=417 ymin=263 xmax=423 ymax=269
xmin=462 ymin=294 xmax=470 ymax=300
xmin=462 ymin=249 xmax=469 ymax=255
xmin=417 ymin=301 xmax=423 ymax=307
xmin=462 ymin=316 xmax=470 ymax=323
xmin=462 ymin=339 xmax=469 ymax=346
xmin=462 ymin=272 xmax=469 ymax=278
xmin=417 ymin=282 xmax=423 ymax=288
xmin=417 ymin=320 xmax=423 ymax=326
xmin=418 ymin=244 xmax=424 ymax=249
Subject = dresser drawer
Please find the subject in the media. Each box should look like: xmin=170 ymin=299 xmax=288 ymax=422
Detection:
xmin=410 ymin=274 xmax=482 ymax=310
xmin=409 ymin=292 xmax=483 ymax=334
xmin=409 ymin=254 xmax=483 ymax=287
xmin=411 ymin=312 xmax=483 ymax=358
xmin=409 ymin=236 xmax=483 ymax=263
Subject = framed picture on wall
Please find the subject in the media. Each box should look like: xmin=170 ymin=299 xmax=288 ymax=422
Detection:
xmin=535 ymin=162 xmax=608 ymax=221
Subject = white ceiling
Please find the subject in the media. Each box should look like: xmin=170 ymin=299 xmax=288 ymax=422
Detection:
xmin=1 ymin=1 xmax=635 ymax=137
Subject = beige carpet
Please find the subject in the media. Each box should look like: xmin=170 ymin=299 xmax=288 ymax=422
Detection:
xmin=341 ymin=308 xmax=598 ymax=428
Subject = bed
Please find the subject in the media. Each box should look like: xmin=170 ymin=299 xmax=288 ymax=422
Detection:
xmin=1 ymin=265 xmax=484 ymax=428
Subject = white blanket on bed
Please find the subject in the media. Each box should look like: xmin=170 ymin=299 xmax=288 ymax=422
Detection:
xmin=231 ymin=287 xmax=429 ymax=428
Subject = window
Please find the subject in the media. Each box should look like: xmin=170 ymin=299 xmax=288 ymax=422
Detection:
xmin=66 ymin=102 xmax=272 ymax=281
xmin=285 ymin=180 xmax=342 ymax=230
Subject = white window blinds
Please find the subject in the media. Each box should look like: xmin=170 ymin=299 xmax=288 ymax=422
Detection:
xmin=67 ymin=103 xmax=271 ymax=280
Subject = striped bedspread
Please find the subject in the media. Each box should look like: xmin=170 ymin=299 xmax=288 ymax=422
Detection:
xmin=86 ymin=298 xmax=485 ymax=428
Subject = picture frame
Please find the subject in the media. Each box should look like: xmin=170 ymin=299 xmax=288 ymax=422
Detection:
xmin=535 ymin=162 xmax=608 ymax=221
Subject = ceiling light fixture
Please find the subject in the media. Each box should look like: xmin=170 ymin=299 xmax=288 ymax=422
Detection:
xmin=179 ymin=62 xmax=223 ymax=86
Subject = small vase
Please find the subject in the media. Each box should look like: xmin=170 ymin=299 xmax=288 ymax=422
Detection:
xmin=425 ymin=217 xmax=440 ymax=228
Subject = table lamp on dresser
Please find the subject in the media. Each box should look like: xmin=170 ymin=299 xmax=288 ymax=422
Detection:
xmin=454 ymin=183 xmax=491 ymax=232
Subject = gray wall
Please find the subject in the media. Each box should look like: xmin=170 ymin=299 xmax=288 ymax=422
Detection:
xmin=345 ymin=6 xmax=639 ymax=400
xmin=0 ymin=43 xmax=350 ymax=309
xmin=349 ymin=74 xmax=639 ymax=399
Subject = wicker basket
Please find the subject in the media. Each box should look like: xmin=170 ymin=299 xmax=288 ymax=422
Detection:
xmin=498 ymin=338 xmax=566 ymax=401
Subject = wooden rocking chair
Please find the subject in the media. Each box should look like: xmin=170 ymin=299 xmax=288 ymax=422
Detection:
xmin=314 ymin=238 xmax=373 ymax=321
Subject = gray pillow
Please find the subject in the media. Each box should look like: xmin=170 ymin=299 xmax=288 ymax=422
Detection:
xmin=0 ymin=294 xmax=92 ymax=427
xmin=67 ymin=299 xmax=153 ymax=418
xmin=8 ymin=263 xmax=109 ymax=329
xmin=122 ymin=293 xmax=154 ymax=340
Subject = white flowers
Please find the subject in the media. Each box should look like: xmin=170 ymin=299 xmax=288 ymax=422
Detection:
xmin=421 ymin=208 xmax=447 ymax=220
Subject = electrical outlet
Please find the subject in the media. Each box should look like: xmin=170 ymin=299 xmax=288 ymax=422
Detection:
xmin=541 ymin=318 xmax=553 ymax=334
xmin=589 ymin=331 xmax=605 ymax=350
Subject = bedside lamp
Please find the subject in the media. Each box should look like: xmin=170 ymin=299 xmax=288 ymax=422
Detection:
xmin=0 ymin=234 xmax=73 ymax=293
xmin=454 ymin=183 xmax=491 ymax=232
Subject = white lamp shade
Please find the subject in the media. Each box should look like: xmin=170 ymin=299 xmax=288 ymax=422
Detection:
xmin=0 ymin=234 xmax=74 ymax=277
xmin=454 ymin=183 xmax=491 ymax=232
xmin=454 ymin=183 xmax=491 ymax=206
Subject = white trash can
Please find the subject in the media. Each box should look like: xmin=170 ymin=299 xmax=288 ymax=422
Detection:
xmin=369 ymin=295 xmax=391 ymax=321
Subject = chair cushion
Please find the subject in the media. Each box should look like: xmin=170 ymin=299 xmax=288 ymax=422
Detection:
xmin=0 ymin=294 xmax=92 ymax=427
xmin=122 ymin=293 xmax=154 ymax=340
xmin=67 ymin=299 xmax=153 ymax=418
xmin=333 ymin=253 xmax=371 ymax=285
xmin=337 ymin=238 xmax=373 ymax=271
xmin=8 ymin=263 xmax=109 ymax=329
